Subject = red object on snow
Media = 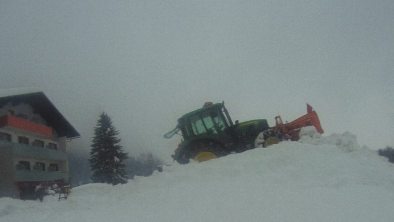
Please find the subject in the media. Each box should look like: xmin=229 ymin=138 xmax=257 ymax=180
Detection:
xmin=307 ymin=103 xmax=313 ymax=114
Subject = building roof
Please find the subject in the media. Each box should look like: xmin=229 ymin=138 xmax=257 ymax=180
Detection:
xmin=0 ymin=89 xmax=80 ymax=139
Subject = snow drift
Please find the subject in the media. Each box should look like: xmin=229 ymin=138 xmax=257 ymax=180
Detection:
xmin=1 ymin=128 xmax=394 ymax=222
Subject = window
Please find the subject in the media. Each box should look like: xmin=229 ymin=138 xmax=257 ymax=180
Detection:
xmin=201 ymin=114 xmax=221 ymax=134
xmin=18 ymin=136 xmax=29 ymax=145
xmin=190 ymin=110 xmax=226 ymax=136
xmin=47 ymin=143 xmax=57 ymax=150
xmin=34 ymin=162 xmax=45 ymax=171
xmin=48 ymin=163 xmax=59 ymax=172
xmin=31 ymin=140 xmax=44 ymax=148
xmin=0 ymin=132 xmax=11 ymax=142
xmin=16 ymin=161 xmax=31 ymax=171
xmin=190 ymin=115 xmax=206 ymax=135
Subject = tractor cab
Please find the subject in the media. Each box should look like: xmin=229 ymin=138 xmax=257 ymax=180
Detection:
xmin=164 ymin=102 xmax=235 ymax=140
xmin=180 ymin=102 xmax=234 ymax=139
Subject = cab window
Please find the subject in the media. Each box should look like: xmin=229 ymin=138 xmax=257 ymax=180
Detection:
xmin=190 ymin=110 xmax=226 ymax=136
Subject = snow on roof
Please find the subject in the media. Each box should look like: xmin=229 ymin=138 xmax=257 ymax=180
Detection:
xmin=0 ymin=87 xmax=80 ymax=139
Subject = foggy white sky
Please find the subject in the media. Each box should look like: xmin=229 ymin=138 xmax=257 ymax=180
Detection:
xmin=1 ymin=1 xmax=393 ymax=160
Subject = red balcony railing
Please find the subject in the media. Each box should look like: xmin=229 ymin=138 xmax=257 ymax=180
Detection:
xmin=0 ymin=115 xmax=53 ymax=137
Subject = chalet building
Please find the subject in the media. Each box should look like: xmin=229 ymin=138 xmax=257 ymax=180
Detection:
xmin=0 ymin=89 xmax=79 ymax=199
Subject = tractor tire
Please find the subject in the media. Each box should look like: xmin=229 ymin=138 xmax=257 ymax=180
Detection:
xmin=255 ymin=129 xmax=284 ymax=148
xmin=186 ymin=140 xmax=228 ymax=163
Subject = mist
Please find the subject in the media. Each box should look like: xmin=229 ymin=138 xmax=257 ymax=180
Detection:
xmin=1 ymin=1 xmax=393 ymax=181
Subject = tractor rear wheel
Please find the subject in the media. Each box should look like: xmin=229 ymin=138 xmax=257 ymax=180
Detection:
xmin=194 ymin=152 xmax=218 ymax=162
xmin=186 ymin=140 xmax=228 ymax=162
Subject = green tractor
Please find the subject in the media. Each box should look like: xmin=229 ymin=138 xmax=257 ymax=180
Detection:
xmin=164 ymin=102 xmax=323 ymax=164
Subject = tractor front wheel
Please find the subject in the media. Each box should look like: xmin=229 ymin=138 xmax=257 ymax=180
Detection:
xmin=255 ymin=129 xmax=284 ymax=148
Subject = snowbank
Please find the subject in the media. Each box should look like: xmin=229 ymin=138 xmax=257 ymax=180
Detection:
xmin=1 ymin=131 xmax=394 ymax=222
xmin=299 ymin=126 xmax=361 ymax=152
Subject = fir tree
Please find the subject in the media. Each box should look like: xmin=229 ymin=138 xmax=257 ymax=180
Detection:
xmin=89 ymin=112 xmax=128 ymax=185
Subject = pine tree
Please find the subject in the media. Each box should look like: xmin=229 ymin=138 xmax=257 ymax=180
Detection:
xmin=89 ymin=112 xmax=128 ymax=185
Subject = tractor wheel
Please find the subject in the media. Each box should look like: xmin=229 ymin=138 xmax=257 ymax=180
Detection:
xmin=186 ymin=140 xmax=228 ymax=163
xmin=255 ymin=129 xmax=284 ymax=148
xmin=194 ymin=152 xmax=218 ymax=162
xmin=264 ymin=129 xmax=284 ymax=147
xmin=264 ymin=136 xmax=280 ymax=147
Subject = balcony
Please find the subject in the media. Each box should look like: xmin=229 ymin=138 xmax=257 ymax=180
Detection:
xmin=0 ymin=140 xmax=67 ymax=161
xmin=0 ymin=115 xmax=53 ymax=137
xmin=14 ymin=170 xmax=69 ymax=182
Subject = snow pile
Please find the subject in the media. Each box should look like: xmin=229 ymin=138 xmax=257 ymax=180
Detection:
xmin=1 ymin=131 xmax=394 ymax=222
xmin=299 ymin=126 xmax=360 ymax=152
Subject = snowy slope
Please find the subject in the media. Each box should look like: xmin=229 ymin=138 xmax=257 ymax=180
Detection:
xmin=1 ymin=128 xmax=394 ymax=222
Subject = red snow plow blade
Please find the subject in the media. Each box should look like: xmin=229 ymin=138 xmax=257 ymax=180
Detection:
xmin=272 ymin=104 xmax=324 ymax=141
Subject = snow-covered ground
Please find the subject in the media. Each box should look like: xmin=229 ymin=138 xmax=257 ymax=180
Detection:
xmin=1 ymin=128 xmax=394 ymax=222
